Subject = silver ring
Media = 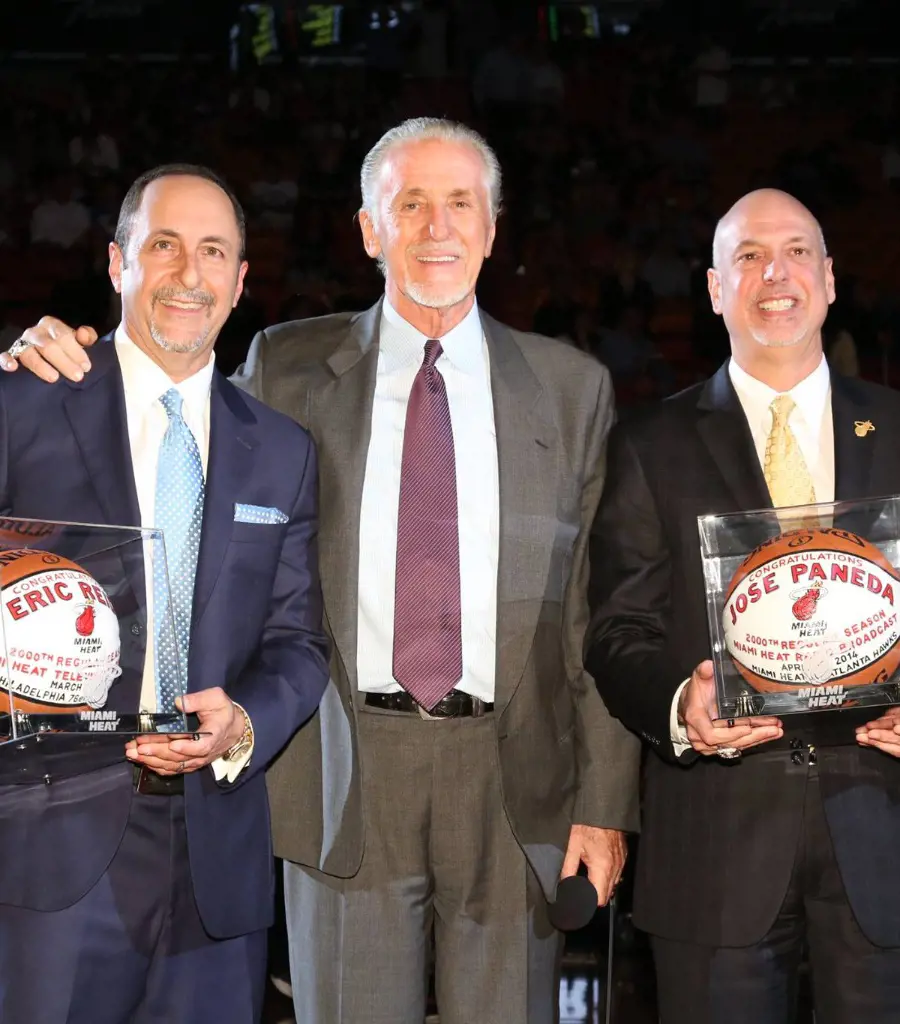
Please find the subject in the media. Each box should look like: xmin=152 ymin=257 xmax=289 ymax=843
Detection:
xmin=178 ymin=760 xmax=186 ymax=773
xmin=717 ymin=745 xmax=742 ymax=761
xmin=6 ymin=337 xmax=34 ymax=360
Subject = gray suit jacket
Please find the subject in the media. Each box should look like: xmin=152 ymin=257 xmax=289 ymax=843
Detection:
xmin=234 ymin=300 xmax=640 ymax=900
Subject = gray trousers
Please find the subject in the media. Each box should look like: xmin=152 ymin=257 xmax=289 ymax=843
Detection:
xmin=284 ymin=708 xmax=563 ymax=1024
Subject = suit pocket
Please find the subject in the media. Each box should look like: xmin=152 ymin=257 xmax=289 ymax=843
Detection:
xmin=230 ymin=521 xmax=288 ymax=546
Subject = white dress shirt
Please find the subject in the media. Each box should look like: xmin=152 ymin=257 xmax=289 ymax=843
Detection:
xmin=670 ymin=356 xmax=834 ymax=752
xmin=115 ymin=328 xmax=248 ymax=779
xmin=356 ymin=298 xmax=500 ymax=701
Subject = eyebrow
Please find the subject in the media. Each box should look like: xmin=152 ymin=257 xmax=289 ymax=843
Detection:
xmin=152 ymin=228 xmax=233 ymax=249
xmin=734 ymin=235 xmax=814 ymax=251
xmin=394 ymin=187 xmax=479 ymax=201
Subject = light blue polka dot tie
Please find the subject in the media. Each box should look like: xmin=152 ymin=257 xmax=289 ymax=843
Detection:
xmin=154 ymin=387 xmax=205 ymax=713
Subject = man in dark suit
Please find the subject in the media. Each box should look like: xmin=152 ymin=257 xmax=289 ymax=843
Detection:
xmin=0 ymin=165 xmax=330 ymax=1024
xmin=585 ymin=188 xmax=900 ymax=1024
xmin=4 ymin=120 xmax=640 ymax=1024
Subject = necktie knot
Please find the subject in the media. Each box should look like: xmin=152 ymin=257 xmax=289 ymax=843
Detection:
xmin=160 ymin=387 xmax=185 ymax=422
xmin=423 ymin=339 xmax=443 ymax=370
xmin=770 ymin=393 xmax=796 ymax=426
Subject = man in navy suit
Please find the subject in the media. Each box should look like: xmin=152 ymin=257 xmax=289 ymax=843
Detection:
xmin=0 ymin=165 xmax=330 ymax=1024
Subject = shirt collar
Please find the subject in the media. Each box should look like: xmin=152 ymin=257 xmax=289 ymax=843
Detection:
xmin=379 ymin=295 xmax=484 ymax=375
xmin=114 ymin=325 xmax=215 ymax=416
xmin=728 ymin=354 xmax=831 ymax=427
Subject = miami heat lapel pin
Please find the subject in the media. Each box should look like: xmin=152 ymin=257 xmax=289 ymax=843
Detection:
xmin=854 ymin=420 xmax=875 ymax=437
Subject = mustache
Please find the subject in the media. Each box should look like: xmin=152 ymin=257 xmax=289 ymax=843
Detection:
xmin=152 ymin=287 xmax=215 ymax=307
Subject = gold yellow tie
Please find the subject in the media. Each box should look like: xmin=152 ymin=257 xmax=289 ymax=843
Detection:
xmin=764 ymin=394 xmax=817 ymax=508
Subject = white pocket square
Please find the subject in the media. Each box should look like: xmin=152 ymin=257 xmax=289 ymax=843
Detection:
xmin=234 ymin=503 xmax=289 ymax=525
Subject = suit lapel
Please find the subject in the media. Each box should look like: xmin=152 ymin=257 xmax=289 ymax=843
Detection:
xmin=62 ymin=338 xmax=144 ymax=618
xmin=831 ymin=371 xmax=877 ymax=502
xmin=696 ymin=362 xmax=771 ymax=513
xmin=484 ymin=314 xmax=558 ymax=711
xmin=62 ymin=340 xmax=141 ymax=529
xmin=192 ymin=374 xmax=257 ymax=629
xmin=310 ymin=303 xmax=381 ymax=691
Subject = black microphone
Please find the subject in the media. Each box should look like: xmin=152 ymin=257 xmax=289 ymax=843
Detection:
xmin=547 ymin=875 xmax=598 ymax=931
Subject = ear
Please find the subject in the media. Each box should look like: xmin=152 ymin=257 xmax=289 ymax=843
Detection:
xmin=824 ymin=256 xmax=836 ymax=305
xmin=484 ymin=219 xmax=497 ymax=259
xmin=108 ymin=242 xmax=124 ymax=294
xmin=232 ymin=260 xmax=249 ymax=309
xmin=707 ymin=268 xmax=723 ymax=315
xmin=358 ymin=209 xmax=382 ymax=261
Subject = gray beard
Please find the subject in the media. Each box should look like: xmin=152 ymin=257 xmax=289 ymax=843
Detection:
xmin=149 ymin=320 xmax=209 ymax=354
xmin=403 ymin=280 xmax=473 ymax=311
xmin=749 ymin=324 xmax=807 ymax=349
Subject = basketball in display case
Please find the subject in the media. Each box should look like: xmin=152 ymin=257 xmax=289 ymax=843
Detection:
xmin=0 ymin=548 xmax=122 ymax=713
xmin=699 ymin=498 xmax=900 ymax=718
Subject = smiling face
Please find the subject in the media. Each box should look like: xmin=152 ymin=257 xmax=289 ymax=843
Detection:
xmin=109 ymin=174 xmax=247 ymax=379
xmin=358 ymin=138 xmax=496 ymax=334
xmin=708 ymin=189 xmax=835 ymax=374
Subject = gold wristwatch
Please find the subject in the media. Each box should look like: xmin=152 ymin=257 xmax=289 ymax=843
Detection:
xmin=223 ymin=702 xmax=254 ymax=763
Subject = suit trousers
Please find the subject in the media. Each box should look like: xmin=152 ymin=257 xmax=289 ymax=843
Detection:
xmin=284 ymin=707 xmax=563 ymax=1024
xmin=0 ymin=789 xmax=267 ymax=1024
xmin=652 ymin=769 xmax=900 ymax=1024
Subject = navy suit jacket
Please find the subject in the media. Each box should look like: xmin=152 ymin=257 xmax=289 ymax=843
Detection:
xmin=0 ymin=338 xmax=330 ymax=937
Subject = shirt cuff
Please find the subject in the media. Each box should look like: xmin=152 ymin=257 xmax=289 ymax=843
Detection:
xmin=670 ymin=678 xmax=692 ymax=757
xmin=210 ymin=704 xmax=254 ymax=784
xmin=211 ymin=740 xmax=253 ymax=783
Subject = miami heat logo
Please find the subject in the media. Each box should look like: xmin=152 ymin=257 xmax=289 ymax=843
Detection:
xmin=75 ymin=600 xmax=95 ymax=637
xmin=791 ymin=581 xmax=826 ymax=621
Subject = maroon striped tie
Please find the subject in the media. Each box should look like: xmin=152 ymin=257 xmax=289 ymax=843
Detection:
xmin=392 ymin=339 xmax=463 ymax=711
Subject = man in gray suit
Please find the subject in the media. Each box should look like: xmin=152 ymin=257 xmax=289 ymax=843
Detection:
xmin=5 ymin=118 xmax=639 ymax=1024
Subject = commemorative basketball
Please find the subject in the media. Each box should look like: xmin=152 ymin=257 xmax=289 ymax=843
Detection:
xmin=0 ymin=548 xmax=121 ymax=712
xmin=723 ymin=527 xmax=900 ymax=693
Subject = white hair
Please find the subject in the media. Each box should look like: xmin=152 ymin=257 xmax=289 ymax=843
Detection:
xmin=359 ymin=117 xmax=503 ymax=226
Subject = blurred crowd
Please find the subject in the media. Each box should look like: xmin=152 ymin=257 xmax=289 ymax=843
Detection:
xmin=1 ymin=26 xmax=899 ymax=401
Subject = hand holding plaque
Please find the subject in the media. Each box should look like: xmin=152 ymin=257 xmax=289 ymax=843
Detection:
xmin=678 ymin=659 xmax=783 ymax=756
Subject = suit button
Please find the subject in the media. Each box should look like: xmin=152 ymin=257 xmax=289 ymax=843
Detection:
xmin=131 ymin=623 xmax=142 ymax=636
xmin=790 ymin=737 xmax=802 ymax=750
xmin=791 ymin=751 xmax=804 ymax=765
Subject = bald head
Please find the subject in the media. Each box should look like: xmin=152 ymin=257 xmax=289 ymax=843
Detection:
xmin=712 ymin=189 xmax=827 ymax=270
xmin=706 ymin=188 xmax=835 ymax=384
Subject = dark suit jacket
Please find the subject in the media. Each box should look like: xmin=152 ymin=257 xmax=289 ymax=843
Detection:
xmin=0 ymin=339 xmax=330 ymax=937
xmin=233 ymin=300 xmax=641 ymax=902
xmin=585 ymin=361 xmax=900 ymax=948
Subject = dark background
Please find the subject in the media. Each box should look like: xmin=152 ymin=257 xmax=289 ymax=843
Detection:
xmin=1 ymin=2 xmax=897 ymax=1020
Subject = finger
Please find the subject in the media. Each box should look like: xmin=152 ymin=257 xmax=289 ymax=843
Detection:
xmin=74 ymin=325 xmax=98 ymax=351
xmin=687 ymin=717 xmax=754 ymax=748
xmin=559 ymin=844 xmax=582 ymax=880
xmin=858 ymin=717 xmax=900 ymax=733
xmin=126 ymin=743 xmax=186 ymax=764
xmin=0 ymin=351 xmax=19 ymax=373
xmin=686 ymin=723 xmax=782 ymax=754
xmin=706 ymin=722 xmax=782 ymax=747
xmin=167 ymin=736 xmax=219 ymax=757
xmin=20 ymin=340 xmax=89 ymax=382
xmin=130 ymin=753 xmax=206 ymax=775
xmin=177 ymin=689 xmax=229 ymax=714
xmin=130 ymin=736 xmax=214 ymax=760
xmin=859 ymin=730 xmax=900 ymax=751
xmin=712 ymin=716 xmax=781 ymax=729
